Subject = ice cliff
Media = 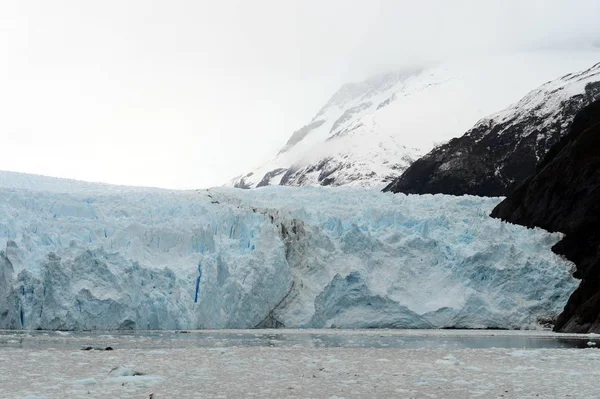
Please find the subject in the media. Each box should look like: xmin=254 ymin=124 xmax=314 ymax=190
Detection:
xmin=0 ymin=171 xmax=577 ymax=330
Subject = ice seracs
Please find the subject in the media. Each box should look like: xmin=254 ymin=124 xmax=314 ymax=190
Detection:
xmin=0 ymin=171 xmax=578 ymax=330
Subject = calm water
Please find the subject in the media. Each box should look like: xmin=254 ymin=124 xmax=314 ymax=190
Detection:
xmin=0 ymin=329 xmax=597 ymax=350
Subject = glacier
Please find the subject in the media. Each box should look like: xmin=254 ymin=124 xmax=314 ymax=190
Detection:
xmin=0 ymin=171 xmax=577 ymax=330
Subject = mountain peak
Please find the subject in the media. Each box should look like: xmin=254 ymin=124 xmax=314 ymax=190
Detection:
xmin=230 ymin=51 xmax=600 ymax=190
xmin=313 ymin=70 xmax=420 ymax=120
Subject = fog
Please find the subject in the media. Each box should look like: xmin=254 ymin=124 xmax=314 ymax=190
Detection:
xmin=1 ymin=0 xmax=599 ymax=188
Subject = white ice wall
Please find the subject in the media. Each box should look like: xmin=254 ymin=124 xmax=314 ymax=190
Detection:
xmin=0 ymin=172 xmax=577 ymax=330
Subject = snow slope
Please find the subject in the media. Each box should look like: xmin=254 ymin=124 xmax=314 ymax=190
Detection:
xmin=230 ymin=50 xmax=600 ymax=189
xmin=0 ymin=171 xmax=577 ymax=330
xmin=385 ymin=61 xmax=600 ymax=196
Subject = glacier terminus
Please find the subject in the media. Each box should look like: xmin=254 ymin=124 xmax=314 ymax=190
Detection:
xmin=0 ymin=171 xmax=576 ymax=331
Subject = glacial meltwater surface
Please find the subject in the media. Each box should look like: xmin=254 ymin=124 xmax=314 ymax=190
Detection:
xmin=3 ymin=329 xmax=600 ymax=398
xmin=0 ymin=329 xmax=597 ymax=350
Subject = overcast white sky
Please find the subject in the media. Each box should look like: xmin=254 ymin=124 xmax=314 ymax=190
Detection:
xmin=1 ymin=0 xmax=599 ymax=188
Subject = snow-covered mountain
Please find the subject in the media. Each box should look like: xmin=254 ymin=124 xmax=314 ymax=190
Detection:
xmin=385 ymin=61 xmax=600 ymax=196
xmin=230 ymin=51 xmax=600 ymax=189
xmin=0 ymin=171 xmax=575 ymax=330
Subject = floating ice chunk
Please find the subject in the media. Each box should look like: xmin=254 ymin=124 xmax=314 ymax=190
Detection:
xmin=72 ymin=378 xmax=97 ymax=385
xmin=148 ymin=350 xmax=168 ymax=355
xmin=514 ymin=366 xmax=541 ymax=371
xmin=508 ymin=350 xmax=539 ymax=357
xmin=109 ymin=365 xmax=144 ymax=377
xmin=435 ymin=354 xmax=461 ymax=365
xmin=107 ymin=376 xmax=163 ymax=385
xmin=453 ymin=379 xmax=471 ymax=385
xmin=106 ymin=365 xmax=163 ymax=386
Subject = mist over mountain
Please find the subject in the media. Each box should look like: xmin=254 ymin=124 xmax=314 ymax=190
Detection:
xmin=230 ymin=50 xmax=600 ymax=190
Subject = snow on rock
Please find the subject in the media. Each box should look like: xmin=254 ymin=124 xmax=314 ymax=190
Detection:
xmin=385 ymin=61 xmax=600 ymax=196
xmin=490 ymin=100 xmax=600 ymax=333
xmin=0 ymin=171 xmax=578 ymax=330
xmin=230 ymin=50 xmax=600 ymax=189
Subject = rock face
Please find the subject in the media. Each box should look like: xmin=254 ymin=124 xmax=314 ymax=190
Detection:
xmin=491 ymin=100 xmax=600 ymax=333
xmin=231 ymin=52 xmax=600 ymax=189
xmin=385 ymin=62 xmax=600 ymax=196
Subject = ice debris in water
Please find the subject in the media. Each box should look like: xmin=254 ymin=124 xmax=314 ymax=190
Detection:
xmin=508 ymin=350 xmax=540 ymax=358
xmin=0 ymin=171 xmax=578 ymax=330
xmin=72 ymin=378 xmax=98 ymax=385
xmin=109 ymin=365 xmax=145 ymax=377
xmin=435 ymin=354 xmax=461 ymax=366
xmin=107 ymin=366 xmax=163 ymax=387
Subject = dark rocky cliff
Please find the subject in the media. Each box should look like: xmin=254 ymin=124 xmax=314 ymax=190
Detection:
xmin=384 ymin=63 xmax=600 ymax=196
xmin=491 ymin=100 xmax=600 ymax=333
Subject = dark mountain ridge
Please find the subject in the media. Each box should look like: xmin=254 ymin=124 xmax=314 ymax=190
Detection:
xmin=491 ymin=100 xmax=600 ymax=333
xmin=384 ymin=62 xmax=600 ymax=196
